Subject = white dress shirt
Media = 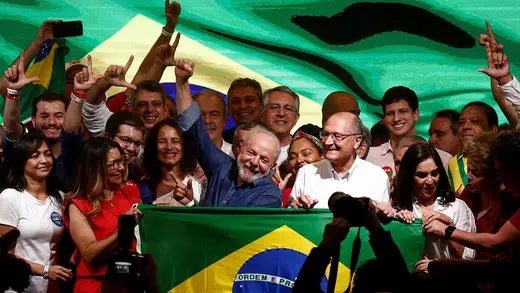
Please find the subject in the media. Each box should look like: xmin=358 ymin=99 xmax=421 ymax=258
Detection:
xmin=366 ymin=141 xmax=452 ymax=175
xmin=289 ymin=157 xmax=390 ymax=208
xmin=410 ymin=197 xmax=476 ymax=260
xmin=500 ymin=76 xmax=520 ymax=129
xmin=220 ymin=138 xmax=234 ymax=158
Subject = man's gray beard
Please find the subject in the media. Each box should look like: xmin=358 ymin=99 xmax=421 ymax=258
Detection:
xmin=237 ymin=160 xmax=270 ymax=183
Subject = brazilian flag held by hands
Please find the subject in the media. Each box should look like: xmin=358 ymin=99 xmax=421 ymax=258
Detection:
xmin=138 ymin=206 xmax=425 ymax=293
xmin=0 ymin=39 xmax=68 ymax=123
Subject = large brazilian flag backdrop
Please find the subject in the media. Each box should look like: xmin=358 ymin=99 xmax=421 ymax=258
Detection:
xmin=0 ymin=0 xmax=519 ymax=134
xmin=138 ymin=206 xmax=425 ymax=293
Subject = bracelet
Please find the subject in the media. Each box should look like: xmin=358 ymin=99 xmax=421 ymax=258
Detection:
xmin=72 ymin=90 xmax=86 ymax=99
xmin=6 ymin=93 xmax=19 ymax=101
xmin=70 ymin=91 xmax=85 ymax=104
xmin=43 ymin=265 xmax=50 ymax=279
xmin=161 ymin=27 xmax=174 ymax=37
xmin=7 ymin=88 xmax=19 ymax=96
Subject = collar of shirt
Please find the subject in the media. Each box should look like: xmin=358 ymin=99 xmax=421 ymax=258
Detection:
xmin=456 ymin=153 xmax=464 ymax=160
xmin=412 ymin=196 xmax=451 ymax=214
xmin=325 ymin=156 xmax=361 ymax=181
xmin=380 ymin=141 xmax=393 ymax=156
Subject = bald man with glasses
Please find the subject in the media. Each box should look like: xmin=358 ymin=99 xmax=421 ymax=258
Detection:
xmin=289 ymin=112 xmax=390 ymax=209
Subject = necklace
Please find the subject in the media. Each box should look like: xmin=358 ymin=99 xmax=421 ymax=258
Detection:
xmin=109 ymin=202 xmax=114 ymax=208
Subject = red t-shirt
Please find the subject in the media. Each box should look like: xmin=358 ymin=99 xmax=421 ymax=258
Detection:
xmin=510 ymin=208 xmax=520 ymax=231
xmin=64 ymin=182 xmax=140 ymax=292
xmin=460 ymin=188 xmax=520 ymax=261
xmin=282 ymin=188 xmax=292 ymax=208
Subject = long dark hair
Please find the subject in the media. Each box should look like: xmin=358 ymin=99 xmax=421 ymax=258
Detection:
xmin=143 ymin=119 xmax=197 ymax=198
xmin=6 ymin=128 xmax=61 ymax=205
xmin=391 ymin=143 xmax=455 ymax=211
xmin=66 ymin=138 xmax=125 ymax=218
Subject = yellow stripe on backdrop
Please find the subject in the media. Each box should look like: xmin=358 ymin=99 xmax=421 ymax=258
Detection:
xmin=81 ymin=14 xmax=322 ymax=131
xmin=170 ymin=225 xmax=351 ymax=293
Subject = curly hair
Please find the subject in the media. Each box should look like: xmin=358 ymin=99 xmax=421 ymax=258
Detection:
xmin=463 ymin=132 xmax=498 ymax=176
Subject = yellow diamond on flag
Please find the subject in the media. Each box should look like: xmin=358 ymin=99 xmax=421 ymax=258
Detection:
xmin=170 ymin=225 xmax=351 ymax=293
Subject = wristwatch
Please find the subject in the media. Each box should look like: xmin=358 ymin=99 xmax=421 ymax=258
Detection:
xmin=445 ymin=226 xmax=456 ymax=239
xmin=43 ymin=265 xmax=50 ymax=279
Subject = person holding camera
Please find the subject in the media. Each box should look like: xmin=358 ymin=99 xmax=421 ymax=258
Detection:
xmin=293 ymin=198 xmax=411 ymax=293
xmin=64 ymin=138 xmax=142 ymax=293
xmin=0 ymin=130 xmax=73 ymax=293
xmin=391 ymin=143 xmax=476 ymax=267
xmin=289 ymin=112 xmax=390 ymax=209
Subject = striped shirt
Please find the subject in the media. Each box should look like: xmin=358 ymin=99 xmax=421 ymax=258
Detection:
xmin=447 ymin=153 xmax=467 ymax=196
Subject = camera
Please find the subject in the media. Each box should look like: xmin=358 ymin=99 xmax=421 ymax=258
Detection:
xmin=328 ymin=192 xmax=370 ymax=227
xmin=0 ymin=229 xmax=31 ymax=293
xmin=104 ymin=215 xmax=146 ymax=293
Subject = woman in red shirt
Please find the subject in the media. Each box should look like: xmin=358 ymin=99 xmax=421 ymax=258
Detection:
xmin=64 ymin=138 xmax=142 ymax=293
xmin=460 ymin=133 xmax=520 ymax=260
xmin=459 ymin=133 xmax=520 ymax=292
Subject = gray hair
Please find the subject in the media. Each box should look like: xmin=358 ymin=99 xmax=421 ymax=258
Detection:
xmin=233 ymin=120 xmax=267 ymax=145
xmin=350 ymin=114 xmax=363 ymax=135
xmin=396 ymin=135 xmax=426 ymax=150
xmin=243 ymin=127 xmax=281 ymax=163
xmin=193 ymin=89 xmax=227 ymax=115
xmin=262 ymin=86 xmax=300 ymax=113
xmin=360 ymin=125 xmax=371 ymax=148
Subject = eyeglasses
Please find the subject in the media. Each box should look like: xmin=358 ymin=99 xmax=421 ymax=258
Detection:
xmin=319 ymin=131 xmax=360 ymax=143
xmin=265 ymin=103 xmax=297 ymax=114
xmin=107 ymin=158 xmax=126 ymax=169
xmin=113 ymin=135 xmax=144 ymax=148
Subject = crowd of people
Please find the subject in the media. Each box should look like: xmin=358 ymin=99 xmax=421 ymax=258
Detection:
xmin=0 ymin=2 xmax=519 ymax=292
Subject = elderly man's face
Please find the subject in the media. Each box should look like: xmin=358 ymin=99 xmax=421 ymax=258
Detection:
xmin=322 ymin=113 xmax=361 ymax=165
xmin=262 ymin=91 xmax=299 ymax=138
xmin=237 ymin=133 xmax=278 ymax=183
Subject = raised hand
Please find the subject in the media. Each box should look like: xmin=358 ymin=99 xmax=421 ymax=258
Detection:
xmin=320 ymin=218 xmax=351 ymax=250
xmin=478 ymin=42 xmax=510 ymax=80
xmin=271 ymin=166 xmax=293 ymax=191
xmin=156 ymin=34 xmax=181 ymax=67
xmin=73 ymin=55 xmax=103 ymax=93
xmin=4 ymin=51 xmax=40 ymax=91
xmin=174 ymin=59 xmax=195 ymax=83
xmin=165 ymin=0 xmax=181 ymax=30
xmin=104 ymin=55 xmax=137 ymax=90
xmin=477 ymin=21 xmax=501 ymax=46
xmin=171 ymin=173 xmax=194 ymax=206
xmin=35 ymin=20 xmax=62 ymax=45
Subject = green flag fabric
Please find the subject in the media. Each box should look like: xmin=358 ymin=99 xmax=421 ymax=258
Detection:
xmin=138 ymin=206 xmax=425 ymax=293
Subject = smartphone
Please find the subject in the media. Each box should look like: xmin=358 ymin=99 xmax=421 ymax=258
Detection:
xmin=52 ymin=21 xmax=83 ymax=38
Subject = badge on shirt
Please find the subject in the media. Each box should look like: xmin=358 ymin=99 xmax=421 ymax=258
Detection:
xmin=50 ymin=212 xmax=64 ymax=227
xmin=382 ymin=166 xmax=393 ymax=178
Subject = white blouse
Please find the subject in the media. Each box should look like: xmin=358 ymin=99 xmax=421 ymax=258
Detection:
xmin=411 ymin=197 xmax=476 ymax=260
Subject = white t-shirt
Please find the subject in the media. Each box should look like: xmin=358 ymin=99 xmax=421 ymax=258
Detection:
xmin=411 ymin=197 xmax=476 ymax=260
xmin=277 ymin=145 xmax=290 ymax=168
xmin=289 ymin=158 xmax=390 ymax=208
xmin=0 ymin=188 xmax=64 ymax=293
